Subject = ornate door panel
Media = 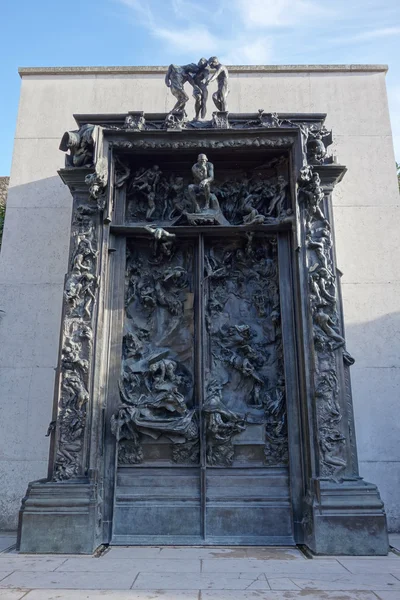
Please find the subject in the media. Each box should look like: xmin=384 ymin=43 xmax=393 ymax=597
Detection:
xmin=112 ymin=238 xmax=201 ymax=542
xmin=203 ymin=235 xmax=292 ymax=542
xmin=112 ymin=232 xmax=293 ymax=544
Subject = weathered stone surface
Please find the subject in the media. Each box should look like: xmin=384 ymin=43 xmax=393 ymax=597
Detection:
xmin=291 ymin=573 xmax=400 ymax=591
xmin=0 ymin=591 xmax=28 ymax=600
xmin=0 ymin=208 xmax=71 ymax=285
xmin=352 ymin=367 xmax=400 ymax=461
xmin=331 ymin=135 xmax=399 ymax=207
xmin=342 ymin=285 xmax=400 ymax=368
xmin=360 ymin=461 xmax=400 ymax=532
xmin=0 ymin=460 xmax=47 ymax=530
xmin=334 ymin=207 xmax=400 ymax=284
xmin=0 ymin=557 xmax=67 ymax=572
xmin=311 ymin=72 xmax=393 ymax=136
xmin=338 ymin=556 xmax=400 ymax=574
xmin=0 ymin=571 xmax=138 ymax=590
xmin=6 ymin=139 xmax=70 ymax=209
xmin=23 ymin=592 xmax=199 ymax=600
xmin=1 ymin=546 xmax=400 ymax=598
xmin=0 ymin=285 xmax=64 ymax=367
xmin=202 ymin=593 xmax=377 ymax=600
xmin=201 ymin=559 xmax=349 ymax=575
xmin=58 ymin=558 xmax=201 ymax=573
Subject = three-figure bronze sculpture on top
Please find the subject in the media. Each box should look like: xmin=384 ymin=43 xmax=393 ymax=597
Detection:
xmin=165 ymin=56 xmax=229 ymax=121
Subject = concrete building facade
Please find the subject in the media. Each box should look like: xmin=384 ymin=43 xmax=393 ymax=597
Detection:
xmin=0 ymin=64 xmax=399 ymax=535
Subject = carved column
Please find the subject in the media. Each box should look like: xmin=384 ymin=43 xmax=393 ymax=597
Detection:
xmin=50 ymin=172 xmax=100 ymax=480
xmin=18 ymin=127 xmax=110 ymax=553
xmin=297 ymin=164 xmax=388 ymax=555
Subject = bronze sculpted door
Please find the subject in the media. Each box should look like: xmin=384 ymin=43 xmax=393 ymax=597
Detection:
xmin=18 ymin=112 xmax=388 ymax=555
xmin=109 ymin=150 xmax=294 ymax=544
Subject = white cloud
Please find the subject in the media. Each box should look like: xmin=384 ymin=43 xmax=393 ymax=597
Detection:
xmin=113 ymin=0 xmax=399 ymax=71
xmin=221 ymin=38 xmax=273 ymax=65
xmin=322 ymin=25 xmax=400 ymax=51
xmin=171 ymin=0 xmax=214 ymax=21
xmin=152 ymin=26 xmax=219 ymax=54
xmin=235 ymin=0 xmax=334 ymax=28
xmin=117 ymin=0 xmax=155 ymax=26
xmin=115 ymin=0 xmax=275 ymax=63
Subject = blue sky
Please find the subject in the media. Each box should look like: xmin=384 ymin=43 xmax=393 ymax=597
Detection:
xmin=0 ymin=0 xmax=399 ymax=174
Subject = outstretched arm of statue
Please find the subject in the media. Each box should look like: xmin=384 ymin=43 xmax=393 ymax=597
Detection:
xmin=206 ymin=67 xmax=221 ymax=85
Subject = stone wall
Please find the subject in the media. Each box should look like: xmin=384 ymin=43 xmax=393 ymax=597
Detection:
xmin=0 ymin=65 xmax=399 ymax=531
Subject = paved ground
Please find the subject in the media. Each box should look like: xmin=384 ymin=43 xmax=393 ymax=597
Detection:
xmin=1 ymin=533 xmax=400 ymax=599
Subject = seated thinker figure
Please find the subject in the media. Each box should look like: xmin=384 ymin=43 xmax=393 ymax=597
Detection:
xmin=188 ymin=153 xmax=214 ymax=212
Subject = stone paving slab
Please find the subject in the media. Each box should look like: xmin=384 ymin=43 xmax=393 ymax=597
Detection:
xmin=23 ymin=592 xmax=199 ymax=600
xmin=6 ymin=592 xmax=384 ymax=600
xmin=338 ymin=557 xmax=400 ymax=573
xmin=104 ymin=548 xmax=163 ymax=559
xmin=0 ymin=558 xmax=68 ymax=572
xmin=1 ymin=542 xmax=400 ymax=598
xmin=201 ymin=593 xmax=380 ymax=600
xmin=130 ymin=570 xmax=400 ymax=592
xmin=0 ymin=592 xmax=30 ymax=600
xmin=375 ymin=592 xmax=400 ymax=600
xmin=253 ymin=577 xmax=299 ymax=590
xmin=57 ymin=558 xmax=201 ymax=573
xmin=0 ymin=571 xmax=139 ymax=590
xmin=291 ymin=573 xmax=400 ymax=591
xmin=132 ymin=573 xmax=262 ymax=591
xmin=201 ymin=558 xmax=349 ymax=574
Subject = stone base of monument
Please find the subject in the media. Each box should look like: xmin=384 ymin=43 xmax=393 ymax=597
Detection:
xmin=305 ymin=479 xmax=389 ymax=555
xmin=17 ymin=477 xmax=389 ymax=555
xmin=17 ymin=479 xmax=100 ymax=554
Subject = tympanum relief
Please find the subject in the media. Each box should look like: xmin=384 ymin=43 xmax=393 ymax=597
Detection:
xmin=125 ymin=155 xmax=292 ymax=228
